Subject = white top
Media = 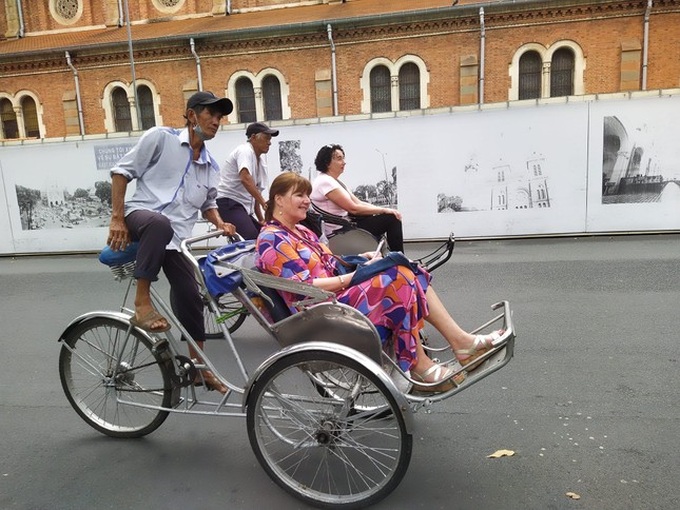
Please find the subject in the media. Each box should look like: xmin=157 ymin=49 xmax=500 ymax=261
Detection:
xmin=311 ymin=172 xmax=351 ymax=234
xmin=217 ymin=141 xmax=268 ymax=214
xmin=111 ymin=127 xmax=220 ymax=251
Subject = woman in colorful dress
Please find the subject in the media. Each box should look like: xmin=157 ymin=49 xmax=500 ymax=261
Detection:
xmin=256 ymin=172 xmax=501 ymax=390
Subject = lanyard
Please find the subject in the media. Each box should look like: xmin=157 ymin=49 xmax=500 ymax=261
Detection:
xmin=269 ymin=220 xmax=340 ymax=275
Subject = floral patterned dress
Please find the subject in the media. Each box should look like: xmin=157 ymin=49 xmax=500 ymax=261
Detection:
xmin=256 ymin=220 xmax=431 ymax=371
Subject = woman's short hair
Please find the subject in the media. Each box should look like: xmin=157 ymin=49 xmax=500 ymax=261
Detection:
xmin=265 ymin=172 xmax=312 ymax=222
xmin=314 ymin=144 xmax=344 ymax=173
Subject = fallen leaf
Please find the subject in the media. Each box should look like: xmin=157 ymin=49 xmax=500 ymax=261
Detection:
xmin=487 ymin=449 xmax=515 ymax=458
xmin=566 ymin=492 xmax=581 ymax=500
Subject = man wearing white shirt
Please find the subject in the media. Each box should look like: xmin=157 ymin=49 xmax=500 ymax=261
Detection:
xmin=217 ymin=122 xmax=279 ymax=239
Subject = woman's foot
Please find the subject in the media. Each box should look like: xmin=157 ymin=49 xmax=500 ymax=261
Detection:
xmin=454 ymin=330 xmax=504 ymax=370
xmin=411 ymin=363 xmax=461 ymax=393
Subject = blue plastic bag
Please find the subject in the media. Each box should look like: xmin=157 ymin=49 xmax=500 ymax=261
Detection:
xmin=200 ymin=240 xmax=256 ymax=297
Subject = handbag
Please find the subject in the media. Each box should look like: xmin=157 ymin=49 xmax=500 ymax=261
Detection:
xmin=300 ymin=209 xmax=324 ymax=237
xmin=200 ymin=240 xmax=257 ymax=297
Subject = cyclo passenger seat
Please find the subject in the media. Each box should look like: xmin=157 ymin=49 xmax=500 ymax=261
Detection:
xmin=98 ymin=242 xmax=139 ymax=280
xmin=257 ymin=286 xmax=292 ymax=323
xmin=309 ymin=203 xmax=382 ymax=256
xmin=200 ymin=241 xmax=293 ymax=324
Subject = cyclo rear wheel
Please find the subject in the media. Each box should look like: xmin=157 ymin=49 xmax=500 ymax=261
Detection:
xmin=246 ymin=349 xmax=412 ymax=509
xmin=59 ymin=317 xmax=173 ymax=438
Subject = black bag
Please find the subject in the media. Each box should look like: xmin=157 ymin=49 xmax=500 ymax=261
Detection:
xmin=300 ymin=209 xmax=324 ymax=237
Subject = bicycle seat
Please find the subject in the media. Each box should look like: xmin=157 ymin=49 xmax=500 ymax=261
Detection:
xmin=98 ymin=242 xmax=139 ymax=267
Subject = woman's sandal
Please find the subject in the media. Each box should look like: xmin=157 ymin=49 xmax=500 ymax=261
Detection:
xmin=455 ymin=330 xmax=504 ymax=371
xmin=411 ymin=363 xmax=465 ymax=393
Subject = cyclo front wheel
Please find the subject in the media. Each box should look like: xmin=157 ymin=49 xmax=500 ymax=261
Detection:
xmin=59 ymin=317 xmax=173 ymax=438
xmin=246 ymin=349 xmax=412 ymax=509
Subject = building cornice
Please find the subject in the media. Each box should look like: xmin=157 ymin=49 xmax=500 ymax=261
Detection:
xmin=1 ymin=0 xmax=679 ymax=75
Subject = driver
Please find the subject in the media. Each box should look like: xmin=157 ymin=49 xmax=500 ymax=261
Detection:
xmin=107 ymin=91 xmax=236 ymax=393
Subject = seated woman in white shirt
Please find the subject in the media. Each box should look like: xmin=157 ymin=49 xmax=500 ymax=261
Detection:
xmin=310 ymin=144 xmax=404 ymax=252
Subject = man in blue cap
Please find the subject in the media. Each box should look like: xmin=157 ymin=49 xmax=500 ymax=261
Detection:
xmin=107 ymin=91 xmax=236 ymax=392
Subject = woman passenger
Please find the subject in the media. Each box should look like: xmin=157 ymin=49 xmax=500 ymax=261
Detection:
xmin=310 ymin=144 xmax=405 ymax=252
xmin=256 ymin=172 xmax=502 ymax=391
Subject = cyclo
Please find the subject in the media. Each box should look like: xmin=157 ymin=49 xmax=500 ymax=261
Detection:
xmin=58 ymin=230 xmax=516 ymax=509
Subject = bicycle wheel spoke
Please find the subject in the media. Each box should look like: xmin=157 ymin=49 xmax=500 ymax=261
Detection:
xmin=247 ymin=350 xmax=411 ymax=508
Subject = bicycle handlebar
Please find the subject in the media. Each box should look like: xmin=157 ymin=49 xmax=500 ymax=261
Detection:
xmin=179 ymin=230 xmax=245 ymax=277
xmin=180 ymin=230 xmax=244 ymax=252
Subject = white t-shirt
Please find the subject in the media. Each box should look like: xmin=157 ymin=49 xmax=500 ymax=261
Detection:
xmin=311 ymin=173 xmax=351 ymax=234
xmin=217 ymin=142 xmax=268 ymax=214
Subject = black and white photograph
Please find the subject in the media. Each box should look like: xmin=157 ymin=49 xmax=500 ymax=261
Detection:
xmin=437 ymin=152 xmax=550 ymax=213
xmin=587 ymin=95 xmax=680 ymax=233
xmin=602 ymin=114 xmax=680 ymax=205
xmin=15 ymin=179 xmax=111 ymax=231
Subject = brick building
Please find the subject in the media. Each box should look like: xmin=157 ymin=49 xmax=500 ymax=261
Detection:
xmin=1 ymin=0 xmax=679 ymax=140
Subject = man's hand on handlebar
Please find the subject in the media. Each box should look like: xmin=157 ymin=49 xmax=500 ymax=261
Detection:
xmin=108 ymin=218 xmax=131 ymax=251
xmin=216 ymin=221 xmax=237 ymax=237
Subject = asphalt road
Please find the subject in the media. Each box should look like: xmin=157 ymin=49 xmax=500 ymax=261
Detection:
xmin=1 ymin=234 xmax=678 ymax=510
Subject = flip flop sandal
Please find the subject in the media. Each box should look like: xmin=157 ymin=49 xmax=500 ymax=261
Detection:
xmin=129 ymin=310 xmax=171 ymax=333
xmin=455 ymin=330 xmax=504 ymax=371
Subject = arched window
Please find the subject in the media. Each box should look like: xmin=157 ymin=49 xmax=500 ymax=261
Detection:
xmin=551 ymin=48 xmax=575 ymax=97
xmin=235 ymin=77 xmax=257 ymax=123
xmin=510 ymin=42 xmax=585 ymax=101
xmin=227 ymin=69 xmax=291 ymax=123
xmin=103 ymin=81 xmax=160 ymax=133
xmin=112 ymin=87 xmax=132 ymax=132
xmin=399 ymin=62 xmax=420 ymax=111
xmin=519 ymin=51 xmax=542 ymax=100
xmin=370 ymin=65 xmax=391 ymax=113
xmin=21 ymin=96 xmax=40 ymax=138
xmin=1 ymin=98 xmax=18 ymax=139
xmin=262 ymin=75 xmax=282 ymax=121
xmin=361 ymin=56 xmax=429 ymax=113
xmin=137 ymin=85 xmax=156 ymax=130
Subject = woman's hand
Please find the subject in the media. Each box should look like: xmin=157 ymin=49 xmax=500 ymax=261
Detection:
xmin=359 ymin=238 xmax=386 ymax=262
xmin=359 ymin=251 xmax=383 ymax=264
xmin=384 ymin=208 xmax=402 ymax=220
xmin=364 ymin=254 xmax=383 ymax=265
xmin=312 ymin=272 xmax=356 ymax=292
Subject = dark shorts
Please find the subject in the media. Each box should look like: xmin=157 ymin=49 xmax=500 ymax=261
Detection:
xmin=216 ymin=197 xmax=261 ymax=240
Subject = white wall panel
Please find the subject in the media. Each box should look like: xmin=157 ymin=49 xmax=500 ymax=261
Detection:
xmin=1 ymin=92 xmax=678 ymax=255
